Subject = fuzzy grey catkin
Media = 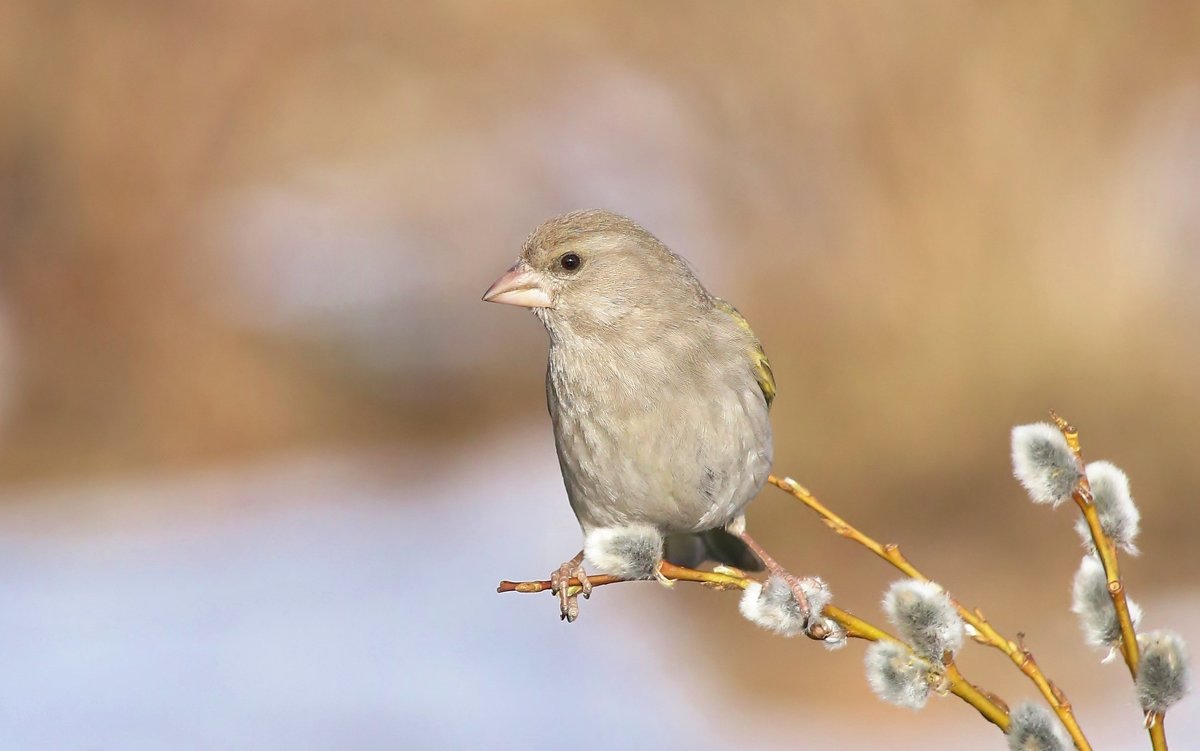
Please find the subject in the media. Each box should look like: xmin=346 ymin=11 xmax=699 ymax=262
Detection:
xmin=882 ymin=579 xmax=965 ymax=661
xmin=864 ymin=641 xmax=930 ymax=709
xmin=583 ymin=524 xmax=663 ymax=579
xmin=798 ymin=576 xmax=833 ymax=620
xmin=1136 ymin=630 xmax=1191 ymax=713
xmin=739 ymin=575 xmax=831 ymax=637
xmin=1074 ymin=460 xmax=1140 ymax=554
xmin=1006 ymin=702 xmax=1070 ymax=751
xmin=1011 ymin=423 xmax=1081 ymax=506
xmin=1071 ymin=555 xmax=1142 ymax=652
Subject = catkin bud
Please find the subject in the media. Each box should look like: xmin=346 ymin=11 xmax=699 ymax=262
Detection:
xmin=1070 ymin=555 xmax=1142 ymax=653
xmin=738 ymin=575 xmax=831 ymax=636
xmin=1136 ymin=630 xmax=1191 ymax=713
xmin=882 ymin=579 xmax=965 ymax=661
xmin=1006 ymin=702 xmax=1070 ymax=751
xmin=1074 ymin=460 xmax=1140 ymax=554
xmin=864 ymin=641 xmax=931 ymax=709
xmin=1011 ymin=423 xmax=1081 ymax=506
xmin=583 ymin=524 xmax=663 ymax=580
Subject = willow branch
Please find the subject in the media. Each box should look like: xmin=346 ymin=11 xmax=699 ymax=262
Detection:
xmin=498 ymin=562 xmax=1011 ymax=732
xmin=1149 ymin=720 xmax=1168 ymax=751
xmin=1049 ymin=412 xmax=1167 ymax=751
xmin=1049 ymin=413 xmax=1140 ymax=675
xmin=766 ymin=474 xmax=1090 ymax=751
xmin=498 ymin=561 xmax=746 ymax=594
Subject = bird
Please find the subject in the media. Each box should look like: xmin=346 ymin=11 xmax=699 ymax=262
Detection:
xmin=483 ymin=210 xmax=776 ymax=621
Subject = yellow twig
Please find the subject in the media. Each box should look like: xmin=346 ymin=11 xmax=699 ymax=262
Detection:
xmin=1049 ymin=412 xmax=1166 ymax=751
xmin=498 ymin=562 xmax=1011 ymax=732
xmin=767 ymin=474 xmax=1091 ymax=751
xmin=497 ymin=561 xmax=746 ymax=594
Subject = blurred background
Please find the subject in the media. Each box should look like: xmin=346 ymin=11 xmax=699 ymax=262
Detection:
xmin=1 ymin=2 xmax=1198 ymax=749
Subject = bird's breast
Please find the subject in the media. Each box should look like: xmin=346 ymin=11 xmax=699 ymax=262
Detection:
xmin=545 ymin=340 xmax=772 ymax=533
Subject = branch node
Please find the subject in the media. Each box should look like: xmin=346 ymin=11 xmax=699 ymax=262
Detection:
xmin=1049 ymin=681 xmax=1069 ymax=707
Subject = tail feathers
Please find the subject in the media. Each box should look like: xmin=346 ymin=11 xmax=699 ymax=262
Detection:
xmin=663 ymin=528 xmax=764 ymax=572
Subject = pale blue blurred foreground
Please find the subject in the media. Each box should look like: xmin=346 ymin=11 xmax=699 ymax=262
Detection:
xmin=0 ymin=431 xmax=1194 ymax=750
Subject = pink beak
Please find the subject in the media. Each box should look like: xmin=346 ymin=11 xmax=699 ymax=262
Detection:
xmin=482 ymin=263 xmax=553 ymax=308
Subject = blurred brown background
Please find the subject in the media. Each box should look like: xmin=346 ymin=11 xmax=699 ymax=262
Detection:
xmin=1 ymin=3 xmax=1198 ymax=749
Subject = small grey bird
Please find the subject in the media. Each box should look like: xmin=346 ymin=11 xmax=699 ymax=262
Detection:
xmin=484 ymin=210 xmax=775 ymax=621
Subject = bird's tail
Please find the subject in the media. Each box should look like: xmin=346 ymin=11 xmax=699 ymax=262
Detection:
xmin=663 ymin=528 xmax=764 ymax=572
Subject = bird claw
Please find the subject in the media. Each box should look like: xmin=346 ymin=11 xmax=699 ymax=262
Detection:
xmin=550 ymin=555 xmax=591 ymax=623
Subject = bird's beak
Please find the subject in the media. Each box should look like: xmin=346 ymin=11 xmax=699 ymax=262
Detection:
xmin=482 ymin=263 xmax=553 ymax=308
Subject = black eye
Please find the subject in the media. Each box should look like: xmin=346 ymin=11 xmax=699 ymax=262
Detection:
xmin=559 ymin=253 xmax=581 ymax=271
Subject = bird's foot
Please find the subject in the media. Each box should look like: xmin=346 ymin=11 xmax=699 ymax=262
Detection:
xmin=775 ymin=570 xmax=812 ymax=618
xmin=736 ymin=531 xmax=813 ymax=624
xmin=550 ymin=551 xmax=591 ymax=623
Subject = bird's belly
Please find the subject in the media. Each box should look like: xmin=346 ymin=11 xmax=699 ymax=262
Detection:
xmin=550 ymin=383 xmax=772 ymax=534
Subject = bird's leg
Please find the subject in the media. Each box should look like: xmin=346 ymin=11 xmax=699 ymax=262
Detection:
xmin=736 ymin=531 xmax=812 ymax=622
xmin=550 ymin=550 xmax=592 ymax=622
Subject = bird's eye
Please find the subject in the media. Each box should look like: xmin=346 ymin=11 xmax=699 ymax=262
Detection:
xmin=559 ymin=253 xmax=581 ymax=271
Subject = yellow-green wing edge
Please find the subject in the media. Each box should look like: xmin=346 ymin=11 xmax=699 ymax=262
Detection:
xmin=713 ymin=297 xmax=775 ymax=409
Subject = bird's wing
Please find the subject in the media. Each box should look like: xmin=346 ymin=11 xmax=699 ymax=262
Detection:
xmin=712 ymin=297 xmax=775 ymax=409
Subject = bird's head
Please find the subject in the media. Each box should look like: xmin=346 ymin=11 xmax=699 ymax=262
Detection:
xmin=482 ymin=210 xmax=705 ymax=335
